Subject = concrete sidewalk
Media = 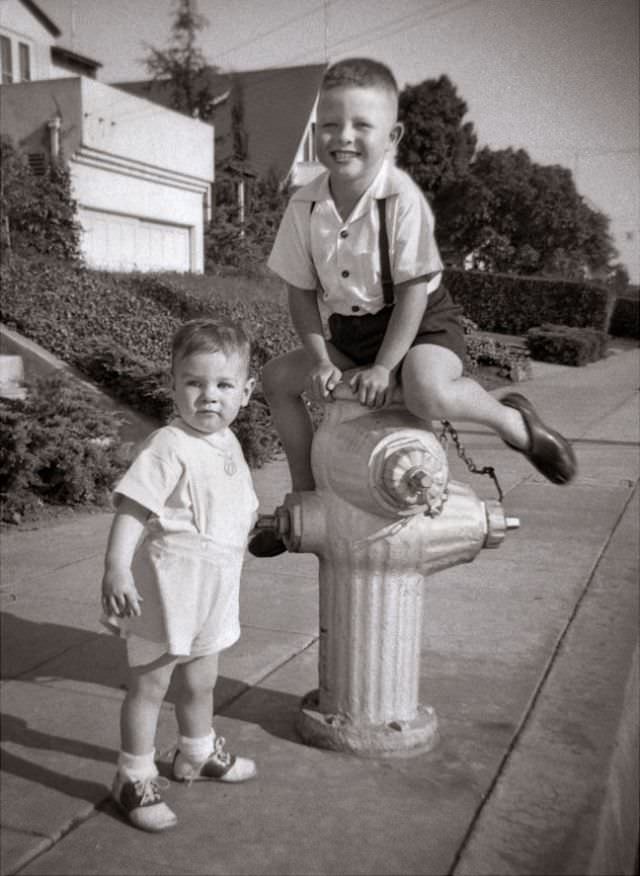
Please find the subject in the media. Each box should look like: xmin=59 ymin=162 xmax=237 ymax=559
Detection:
xmin=1 ymin=345 xmax=638 ymax=876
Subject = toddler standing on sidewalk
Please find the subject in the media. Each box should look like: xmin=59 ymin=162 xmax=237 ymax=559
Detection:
xmin=250 ymin=57 xmax=576 ymax=558
xmin=102 ymin=319 xmax=258 ymax=832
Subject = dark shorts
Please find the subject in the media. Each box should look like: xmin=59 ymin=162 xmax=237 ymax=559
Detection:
xmin=328 ymin=283 xmax=466 ymax=367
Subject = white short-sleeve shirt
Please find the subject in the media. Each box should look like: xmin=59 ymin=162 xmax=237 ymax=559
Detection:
xmin=105 ymin=418 xmax=259 ymax=656
xmin=268 ymin=160 xmax=444 ymax=320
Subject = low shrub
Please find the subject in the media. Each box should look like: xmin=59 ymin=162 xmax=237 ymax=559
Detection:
xmin=526 ymin=323 xmax=608 ymax=366
xmin=445 ymin=268 xmax=613 ymax=334
xmin=461 ymin=317 xmax=532 ymax=381
xmin=609 ymin=296 xmax=640 ymax=339
xmin=0 ymin=372 xmax=128 ymax=523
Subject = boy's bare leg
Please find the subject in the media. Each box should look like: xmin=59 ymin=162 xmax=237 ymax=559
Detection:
xmin=401 ymin=344 xmax=529 ymax=447
xmin=401 ymin=343 xmax=576 ymax=485
xmin=262 ymin=346 xmax=355 ymax=492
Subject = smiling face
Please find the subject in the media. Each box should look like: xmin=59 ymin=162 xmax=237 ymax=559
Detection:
xmin=172 ymin=349 xmax=254 ymax=435
xmin=315 ymin=84 xmax=403 ymax=199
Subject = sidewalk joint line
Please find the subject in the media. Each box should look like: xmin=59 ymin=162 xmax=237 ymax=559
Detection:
xmin=11 ymin=806 xmax=99 ymax=876
xmin=448 ymin=481 xmax=639 ymax=876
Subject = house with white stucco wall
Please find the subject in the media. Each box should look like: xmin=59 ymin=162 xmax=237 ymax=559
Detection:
xmin=0 ymin=0 xmax=214 ymax=272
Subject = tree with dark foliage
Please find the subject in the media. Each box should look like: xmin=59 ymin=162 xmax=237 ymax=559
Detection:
xmin=143 ymin=0 xmax=218 ymax=121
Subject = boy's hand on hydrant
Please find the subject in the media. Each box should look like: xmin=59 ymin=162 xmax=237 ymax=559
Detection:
xmin=350 ymin=365 xmax=395 ymax=408
xmin=306 ymin=361 xmax=343 ymax=402
xmin=102 ymin=567 xmax=143 ymax=618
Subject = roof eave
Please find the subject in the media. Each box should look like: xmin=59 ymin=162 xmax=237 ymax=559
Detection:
xmin=21 ymin=0 xmax=62 ymax=37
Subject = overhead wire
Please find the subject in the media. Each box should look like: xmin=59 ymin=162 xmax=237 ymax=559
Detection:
xmin=213 ymin=0 xmax=341 ymax=63
xmin=278 ymin=0 xmax=482 ymax=68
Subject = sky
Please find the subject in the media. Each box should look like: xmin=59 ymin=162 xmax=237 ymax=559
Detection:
xmin=39 ymin=0 xmax=640 ymax=281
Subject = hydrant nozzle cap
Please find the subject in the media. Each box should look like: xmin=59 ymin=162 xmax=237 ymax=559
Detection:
xmin=484 ymin=501 xmax=520 ymax=548
xmin=376 ymin=441 xmax=448 ymax=516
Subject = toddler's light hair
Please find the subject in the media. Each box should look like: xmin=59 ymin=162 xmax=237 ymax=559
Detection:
xmin=171 ymin=319 xmax=251 ymax=375
xmin=321 ymin=57 xmax=399 ymax=100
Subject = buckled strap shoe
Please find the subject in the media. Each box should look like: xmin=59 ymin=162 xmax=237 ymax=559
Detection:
xmin=501 ymin=393 xmax=577 ymax=485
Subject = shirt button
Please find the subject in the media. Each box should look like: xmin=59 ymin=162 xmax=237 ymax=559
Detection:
xmin=341 ymin=269 xmax=350 ymax=278
xmin=351 ymin=305 xmax=360 ymax=312
xmin=340 ymin=229 xmax=349 ymax=238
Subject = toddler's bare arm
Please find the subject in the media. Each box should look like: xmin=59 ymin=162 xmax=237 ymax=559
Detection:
xmin=102 ymin=496 xmax=148 ymax=618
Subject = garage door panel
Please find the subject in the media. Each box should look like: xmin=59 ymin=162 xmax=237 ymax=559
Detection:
xmin=79 ymin=209 xmax=191 ymax=272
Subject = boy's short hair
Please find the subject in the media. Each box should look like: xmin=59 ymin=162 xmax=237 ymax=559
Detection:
xmin=321 ymin=57 xmax=398 ymax=98
xmin=171 ymin=319 xmax=251 ymax=375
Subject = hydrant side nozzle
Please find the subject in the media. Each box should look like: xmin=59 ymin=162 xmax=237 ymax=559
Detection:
xmin=483 ymin=500 xmax=520 ymax=548
xmin=282 ymin=491 xmax=327 ymax=555
xmin=253 ymin=508 xmax=291 ymax=538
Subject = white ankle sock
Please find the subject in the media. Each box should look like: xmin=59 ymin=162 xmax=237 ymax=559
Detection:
xmin=177 ymin=730 xmax=214 ymax=763
xmin=117 ymin=749 xmax=158 ymax=783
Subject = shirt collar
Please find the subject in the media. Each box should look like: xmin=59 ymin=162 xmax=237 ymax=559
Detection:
xmin=291 ymin=159 xmax=402 ymax=206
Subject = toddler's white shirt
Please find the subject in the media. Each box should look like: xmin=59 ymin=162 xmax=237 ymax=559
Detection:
xmin=268 ymin=160 xmax=444 ymax=321
xmin=107 ymin=418 xmax=258 ymax=656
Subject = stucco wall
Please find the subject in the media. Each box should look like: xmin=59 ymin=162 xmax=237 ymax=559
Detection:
xmin=81 ymin=79 xmax=213 ymax=182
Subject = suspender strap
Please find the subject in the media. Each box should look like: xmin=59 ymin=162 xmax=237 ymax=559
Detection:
xmin=376 ymin=198 xmax=394 ymax=306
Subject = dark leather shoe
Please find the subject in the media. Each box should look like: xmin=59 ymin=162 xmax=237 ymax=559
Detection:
xmin=501 ymin=393 xmax=577 ymax=485
xmin=248 ymin=529 xmax=287 ymax=557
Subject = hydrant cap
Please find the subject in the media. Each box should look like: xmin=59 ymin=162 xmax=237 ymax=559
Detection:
xmin=371 ymin=434 xmax=448 ymax=516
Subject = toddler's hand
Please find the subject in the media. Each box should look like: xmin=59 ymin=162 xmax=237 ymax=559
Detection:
xmin=306 ymin=360 xmax=342 ymax=402
xmin=102 ymin=567 xmax=143 ymax=619
xmin=350 ymin=365 xmax=395 ymax=408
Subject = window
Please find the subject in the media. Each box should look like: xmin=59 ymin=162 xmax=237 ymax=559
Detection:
xmin=1 ymin=35 xmax=13 ymax=84
xmin=19 ymin=42 xmax=30 ymax=81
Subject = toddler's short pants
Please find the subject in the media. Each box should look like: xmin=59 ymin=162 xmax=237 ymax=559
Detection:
xmin=126 ymin=634 xmax=220 ymax=668
xmin=327 ymin=283 xmax=466 ymax=368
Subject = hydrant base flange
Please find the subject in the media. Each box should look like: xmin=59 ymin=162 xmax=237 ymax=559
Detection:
xmin=296 ymin=690 xmax=439 ymax=758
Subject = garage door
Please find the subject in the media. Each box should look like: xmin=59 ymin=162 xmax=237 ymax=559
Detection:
xmin=78 ymin=208 xmax=191 ymax=272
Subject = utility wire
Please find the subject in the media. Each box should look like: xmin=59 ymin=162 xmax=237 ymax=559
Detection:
xmin=279 ymin=0 xmax=480 ymax=68
xmin=214 ymin=0 xmax=338 ymax=62
xmin=320 ymin=0 xmax=445 ymax=56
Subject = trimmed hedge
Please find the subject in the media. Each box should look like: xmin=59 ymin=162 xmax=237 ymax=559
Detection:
xmin=526 ymin=324 xmax=608 ymax=366
xmin=445 ymin=268 xmax=613 ymax=334
xmin=609 ymin=296 xmax=640 ymax=339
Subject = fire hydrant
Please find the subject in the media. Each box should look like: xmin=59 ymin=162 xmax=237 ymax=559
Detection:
xmin=255 ymin=385 xmax=519 ymax=756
